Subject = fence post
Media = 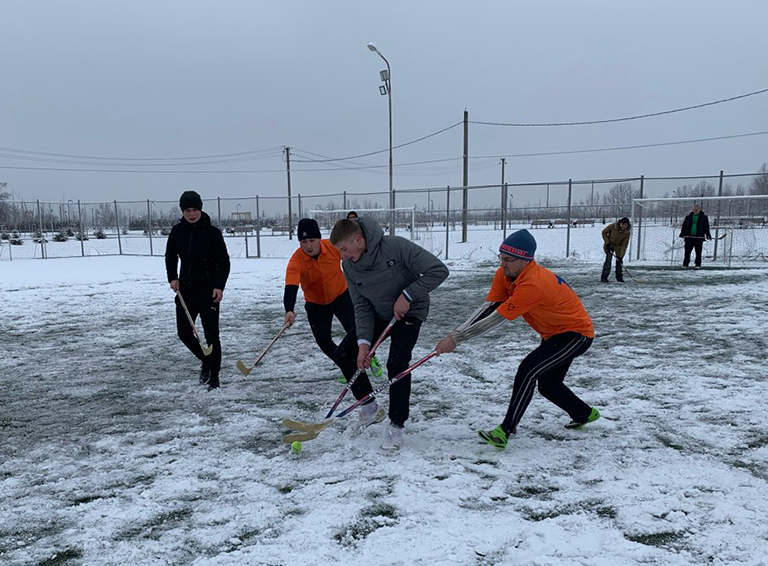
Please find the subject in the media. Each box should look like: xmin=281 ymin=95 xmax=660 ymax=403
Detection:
xmin=392 ymin=187 xmax=397 ymax=237
xmin=635 ymin=175 xmax=644 ymax=260
xmin=78 ymin=200 xmax=85 ymax=257
xmin=115 ymin=200 xmax=122 ymax=255
xmin=36 ymin=199 xmax=46 ymax=259
xmin=298 ymin=193 xmax=302 ymax=221
xmin=343 ymin=191 xmax=347 ymax=210
xmin=255 ymin=195 xmax=261 ymax=258
xmin=445 ymin=186 xmax=450 ymax=260
xmin=565 ymin=179 xmax=572 ymax=257
xmin=147 ymin=199 xmax=153 ymax=256
xmin=714 ymin=170 xmax=723 ymax=261
xmin=502 ymin=183 xmax=508 ymax=240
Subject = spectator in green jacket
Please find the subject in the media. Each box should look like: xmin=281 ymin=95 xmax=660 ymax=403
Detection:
xmin=679 ymin=204 xmax=712 ymax=268
xmin=601 ymin=217 xmax=631 ymax=283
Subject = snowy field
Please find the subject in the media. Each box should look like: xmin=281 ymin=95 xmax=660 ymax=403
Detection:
xmin=2 ymin=228 xmax=768 ymax=565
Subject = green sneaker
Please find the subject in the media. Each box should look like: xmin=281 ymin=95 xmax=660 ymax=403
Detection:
xmin=369 ymin=355 xmax=383 ymax=378
xmin=565 ymin=407 xmax=600 ymax=430
xmin=477 ymin=425 xmax=508 ymax=449
xmin=336 ymin=375 xmax=348 ymax=384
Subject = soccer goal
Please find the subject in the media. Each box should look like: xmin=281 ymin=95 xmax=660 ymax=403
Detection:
xmin=307 ymin=207 xmax=417 ymax=240
xmin=630 ymin=195 xmax=768 ymax=266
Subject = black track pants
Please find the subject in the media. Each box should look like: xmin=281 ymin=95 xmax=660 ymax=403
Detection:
xmin=304 ymin=290 xmax=360 ymax=380
xmin=175 ymin=294 xmax=221 ymax=375
xmin=683 ymin=237 xmax=704 ymax=267
xmin=501 ymin=332 xmax=593 ymax=435
xmin=350 ymin=316 xmax=422 ymax=426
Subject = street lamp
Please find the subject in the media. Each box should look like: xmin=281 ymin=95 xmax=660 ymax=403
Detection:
xmin=367 ymin=42 xmax=394 ymax=235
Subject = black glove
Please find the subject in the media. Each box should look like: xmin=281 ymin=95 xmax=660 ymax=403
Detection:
xmin=606 ymin=244 xmax=614 ymax=254
xmin=615 ymin=256 xmax=623 ymax=264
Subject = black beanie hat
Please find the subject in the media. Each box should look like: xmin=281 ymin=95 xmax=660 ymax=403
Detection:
xmin=179 ymin=190 xmax=203 ymax=211
xmin=297 ymin=218 xmax=321 ymax=241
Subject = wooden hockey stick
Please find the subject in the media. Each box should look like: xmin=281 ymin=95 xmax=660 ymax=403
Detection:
xmin=175 ymin=290 xmax=213 ymax=356
xmin=236 ymin=322 xmax=290 ymax=376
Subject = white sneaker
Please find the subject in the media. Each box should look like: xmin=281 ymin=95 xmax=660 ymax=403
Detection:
xmin=380 ymin=424 xmax=404 ymax=452
xmin=358 ymin=402 xmax=386 ymax=429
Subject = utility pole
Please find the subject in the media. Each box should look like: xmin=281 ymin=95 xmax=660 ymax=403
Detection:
xmin=461 ymin=110 xmax=469 ymax=243
xmin=500 ymin=158 xmax=507 ymax=237
xmin=635 ymin=175 xmax=644 ymax=260
xmin=284 ymin=146 xmax=293 ymax=240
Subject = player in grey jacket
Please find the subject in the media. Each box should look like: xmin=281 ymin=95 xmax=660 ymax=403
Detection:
xmin=330 ymin=217 xmax=449 ymax=451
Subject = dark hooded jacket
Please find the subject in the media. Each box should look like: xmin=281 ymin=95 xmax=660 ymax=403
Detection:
xmin=165 ymin=212 xmax=230 ymax=296
xmin=680 ymin=210 xmax=712 ymax=239
xmin=341 ymin=217 xmax=449 ymax=343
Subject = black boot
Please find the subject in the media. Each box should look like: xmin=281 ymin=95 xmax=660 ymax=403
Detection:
xmin=199 ymin=364 xmax=211 ymax=385
xmin=616 ymin=277 xmax=625 ymax=283
xmin=600 ymin=277 xmax=609 ymax=283
xmin=207 ymin=373 xmax=220 ymax=392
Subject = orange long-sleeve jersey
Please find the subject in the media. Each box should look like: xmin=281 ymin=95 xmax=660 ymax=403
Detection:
xmin=486 ymin=261 xmax=594 ymax=340
xmin=285 ymin=239 xmax=347 ymax=305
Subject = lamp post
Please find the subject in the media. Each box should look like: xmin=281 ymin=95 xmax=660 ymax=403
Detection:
xmin=367 ymin=42 xmax=394 ymax=235
xmin=67 ymin=200 xmax=73 ymax=225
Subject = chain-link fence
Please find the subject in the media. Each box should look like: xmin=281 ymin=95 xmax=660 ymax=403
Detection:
xmin=1 ymin=172 xmax=765 ymax=262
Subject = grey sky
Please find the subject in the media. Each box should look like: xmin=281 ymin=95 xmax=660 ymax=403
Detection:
xmin=1 ymin=0 xmax=766 ymax=211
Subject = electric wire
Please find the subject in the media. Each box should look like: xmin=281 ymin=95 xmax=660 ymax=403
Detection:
xmin=470 ymin=86 xmax=768 ymax=127
xmin=1 ymin=130 xmax=766 ymax=174
xmin=0 ymin=145 xmax=283 ymax=162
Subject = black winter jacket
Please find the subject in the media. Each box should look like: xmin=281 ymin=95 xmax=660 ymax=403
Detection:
xmin=165 ymin=212 xmax=230 ymax=294
xmin=679 ymin=211 xmax=712 ymax=239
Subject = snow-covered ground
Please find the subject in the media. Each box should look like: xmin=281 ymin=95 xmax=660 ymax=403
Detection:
xmin=1 ymin=227 xmax=767 ymax=565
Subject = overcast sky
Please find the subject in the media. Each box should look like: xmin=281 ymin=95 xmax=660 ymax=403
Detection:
xmin=1 ymin=0 xmax=766 ymax=210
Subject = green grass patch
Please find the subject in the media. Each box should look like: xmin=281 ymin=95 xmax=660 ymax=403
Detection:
xmin=36 ymin=547 xmax=83 ymax=566
xmin=624 ymin=531 xmax=684 ymax=547
xmin=333 ymin=503 xmax=399 ymax=547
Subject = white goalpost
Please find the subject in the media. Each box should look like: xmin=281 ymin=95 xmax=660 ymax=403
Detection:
xmin=630 ymin=194 xmax=768 ymax=266
xmin=307 ymin=207 xmax=418 ymax=240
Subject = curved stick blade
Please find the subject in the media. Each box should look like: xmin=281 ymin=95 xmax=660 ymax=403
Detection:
xmin=236 ymin=360 xmax=253 ymax=376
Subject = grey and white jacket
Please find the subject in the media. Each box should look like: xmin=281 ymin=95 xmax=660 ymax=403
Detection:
xmin=342 ymin=217 xmax=449 ymax=344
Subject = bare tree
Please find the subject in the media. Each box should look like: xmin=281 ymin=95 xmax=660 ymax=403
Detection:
xmin=750 ymin=163 xmax=768 ymax=195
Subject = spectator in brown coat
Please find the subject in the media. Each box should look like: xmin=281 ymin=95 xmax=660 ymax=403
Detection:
xmin=601 ymin=217 xmax=631 ymax=283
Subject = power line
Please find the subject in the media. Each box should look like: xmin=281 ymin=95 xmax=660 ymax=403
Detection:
xmin=479 ymin=130 xmax=768 ymax=158
xmin=0 ymin=145 xmax=283 ymax=162
xmin=0 ymin=151 xmax=283 ymax=167
xmin=470 ymin=86 xmax=768 ymax=127
xmin=1 ymin=129 xmax=766 ymax=174
xmin=289 ymin=121 xmax=462 ymax=162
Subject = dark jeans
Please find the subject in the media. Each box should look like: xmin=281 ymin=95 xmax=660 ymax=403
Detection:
xmin=304 ymin=290 xmax=360 ymax=380
xmin=350 ymin=316 xmax=422 ymax=426
xmin=601 ymin=252 xmax=624 ymax=281
xmin=175 ymin=293 xmax=221 ymax=375
xmin=501 ymin=332 xmax=593 ymax=435
xmin=683 ymin=237 xmax=704 ymax=267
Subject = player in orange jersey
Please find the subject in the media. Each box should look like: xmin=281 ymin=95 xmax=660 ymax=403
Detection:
xmin=435 ymin=229 xmax=599 ymax=449
xmin=284 ymin=219 xmax=382 ymax=409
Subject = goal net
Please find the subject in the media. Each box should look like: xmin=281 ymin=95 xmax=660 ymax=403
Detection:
xmin=630 ymin=195 xmax=768 ymax=266
xmin=307 ymin=207 xmax=417 ymax=240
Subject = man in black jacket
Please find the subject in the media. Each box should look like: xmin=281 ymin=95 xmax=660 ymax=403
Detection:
xmin=165 ymin=191 xmax=230 ymax=390
xmin=679 ymin=203 xmax=712 ymax=268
